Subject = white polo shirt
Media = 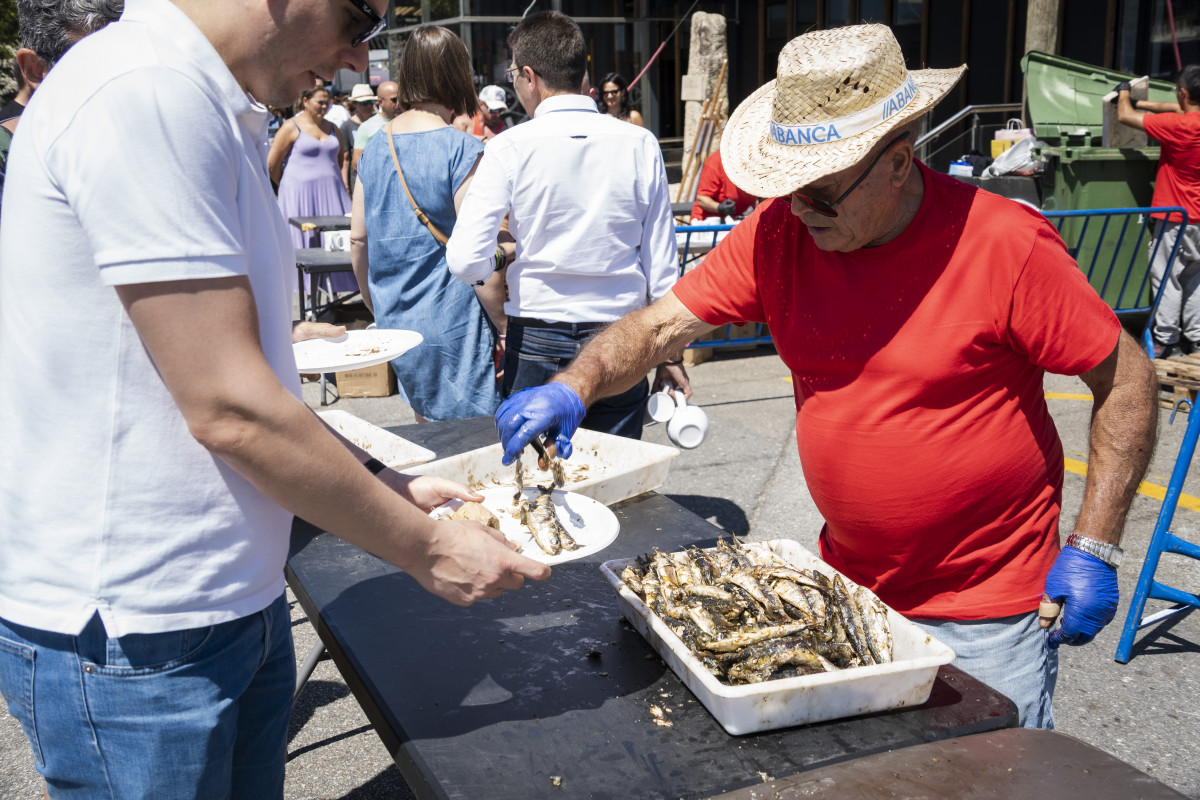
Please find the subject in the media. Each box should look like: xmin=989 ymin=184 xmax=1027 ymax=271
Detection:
xmin=0 ymin=0 xmax=300 ymax=636
xmin=445 ymin=94 xmax=678 ymax=323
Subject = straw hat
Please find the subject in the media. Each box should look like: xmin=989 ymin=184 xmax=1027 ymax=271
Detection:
xmin=348 ymin=83 xmax=376 ymax=103
xmin=722 ymin=24 xmax=966 ymax=199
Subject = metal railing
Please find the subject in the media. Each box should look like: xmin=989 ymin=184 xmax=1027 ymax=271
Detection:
xmin=1039 ymin=207 xmax=1187 ymax=359
xmin=916 ymin=103 xmax=1024 ymax=166
xmin=675 ymin=224 xmax=774 ymax=351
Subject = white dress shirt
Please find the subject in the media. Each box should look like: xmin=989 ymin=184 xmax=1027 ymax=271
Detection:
xmin=446 ymin=94 xmax=678 ymax=323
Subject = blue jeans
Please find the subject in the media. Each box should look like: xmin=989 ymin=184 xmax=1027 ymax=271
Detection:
xmin=504 ymin=318 xmax=649 ymax=439
xmin=911 ymin=611 xmax=1057 ymax=729
xmin=0 ymin=594 xmax=295 ymax=799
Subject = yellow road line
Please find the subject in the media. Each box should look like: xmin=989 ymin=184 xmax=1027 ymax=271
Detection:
xmin=1045 ymin=392 xmax=1093 ymax=400
xmin=1064 ymin=457 xmax=1200 ymax=513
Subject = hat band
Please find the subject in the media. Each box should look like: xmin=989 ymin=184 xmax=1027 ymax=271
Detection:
xmin=769 ymin=74 xmax=917 ymax=146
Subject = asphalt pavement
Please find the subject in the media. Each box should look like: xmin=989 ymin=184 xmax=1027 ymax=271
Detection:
xmin=1 ymin=344 xmax=1198 ymax=799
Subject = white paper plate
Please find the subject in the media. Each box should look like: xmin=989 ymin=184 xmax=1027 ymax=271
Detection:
xmin=431 ymin=486 xmax=619 ymax=565
xmin=293 ymin=329 xmax=423 ymax=374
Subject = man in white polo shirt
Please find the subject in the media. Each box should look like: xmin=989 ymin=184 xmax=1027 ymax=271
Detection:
xmin=446 ymin=11 xmax=685 ymax=446
xmin=0 ymin=0 xmax=548 ymax=795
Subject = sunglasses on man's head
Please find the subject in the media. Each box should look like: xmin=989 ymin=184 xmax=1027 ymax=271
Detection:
xmin=345 ymin=0 xmax=386 ymax=47
xmin=789 ymin=131 xmax=911 ymax=218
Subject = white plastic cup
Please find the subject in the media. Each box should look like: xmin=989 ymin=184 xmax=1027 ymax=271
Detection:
xmin=666 ymin=392 xmax=709 ymax=449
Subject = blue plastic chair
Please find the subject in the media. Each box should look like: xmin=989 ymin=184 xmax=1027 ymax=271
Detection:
xmin=1114 ymin=399 xmax=1200 ymax=663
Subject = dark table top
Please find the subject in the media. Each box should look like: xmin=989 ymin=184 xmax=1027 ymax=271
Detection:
xmin=287 ymin=417 xmax=1017 ymax=800
xmin=294 ymin=247 xmax=352 ymax=273
xmin=289 ymin=214 xmax=353 ymax=232
xmin=705 ymin=728 xmax=1189 ymax=800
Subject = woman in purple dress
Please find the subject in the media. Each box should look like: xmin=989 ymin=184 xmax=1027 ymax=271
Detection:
xmin=268 ymin=86 xmax=356 ymax=293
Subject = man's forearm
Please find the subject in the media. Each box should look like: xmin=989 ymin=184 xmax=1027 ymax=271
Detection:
xmin=696 ymin=195 xmax=720 ymax=214
xmin=1075 ymin=331 xmax=1159 ymax=544
xmin=554 ymin=292 xmax=713 ymax=406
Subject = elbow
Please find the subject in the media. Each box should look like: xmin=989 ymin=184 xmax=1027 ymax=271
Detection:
xmin=186 ymin=404 xmax=255 ymax=460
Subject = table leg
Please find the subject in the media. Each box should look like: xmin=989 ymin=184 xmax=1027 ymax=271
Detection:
xmin=294 ymin=640 xmax=327 ymax=702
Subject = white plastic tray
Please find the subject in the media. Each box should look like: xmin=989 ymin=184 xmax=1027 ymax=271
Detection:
xmin=318 ymin=410 xmax=436 ymax=470
xmin=599 ymin=540 xmax=956 ymax=735
xmin=401 ymin=428 xmax=679 ymax=506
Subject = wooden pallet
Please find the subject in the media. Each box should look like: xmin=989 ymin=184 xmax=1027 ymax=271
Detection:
xmin=1154 ymin=354 xmax=1200 ymax=409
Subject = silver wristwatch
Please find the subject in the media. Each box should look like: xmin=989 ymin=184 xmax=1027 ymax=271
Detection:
xmin=1064 ymin=533 xmax=1124 ymax=568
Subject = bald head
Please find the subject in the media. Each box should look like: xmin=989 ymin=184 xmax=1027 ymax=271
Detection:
xmin=375 ymin=81 xmax=400 ymax=119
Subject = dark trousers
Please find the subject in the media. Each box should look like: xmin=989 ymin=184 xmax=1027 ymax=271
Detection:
xmin=504 ymin=317 xmax=648 ymax=440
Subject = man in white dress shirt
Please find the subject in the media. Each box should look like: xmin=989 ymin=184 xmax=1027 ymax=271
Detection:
xmin=446 ymin=10 xmax=687 ymax=441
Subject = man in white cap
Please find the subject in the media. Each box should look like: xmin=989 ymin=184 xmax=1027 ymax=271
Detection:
xmin=469 ymin=84 xmax=509 ymax=141
xmin=492 ymin=24 xmax=1159 ymax=728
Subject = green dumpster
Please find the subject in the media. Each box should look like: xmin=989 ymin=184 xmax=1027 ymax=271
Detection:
xmin=1021 ymin=51 xmax=1177 ymax=309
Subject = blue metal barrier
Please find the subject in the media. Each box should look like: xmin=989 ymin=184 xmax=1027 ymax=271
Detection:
xmin=1040 ymin=207 xmax=1188 ymax=358
xmin=1114 ymin=398 xmax=1200 ymax=663
xmin=675 ymin=223 xmax=774 ymax=351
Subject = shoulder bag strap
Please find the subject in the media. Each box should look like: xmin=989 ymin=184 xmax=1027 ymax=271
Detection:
xmin=385 ymin=119 xmax=449 ymax=246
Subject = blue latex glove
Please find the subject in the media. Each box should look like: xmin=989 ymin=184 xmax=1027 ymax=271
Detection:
xmin=495 ymin=384 xmax=586 ymax=466
xmin=1043 ymin=545 xmax=1119 ymax=649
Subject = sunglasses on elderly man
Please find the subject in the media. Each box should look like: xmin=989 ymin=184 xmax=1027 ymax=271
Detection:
xmin=346 ymin=0 xmax=386 ymax=47
xmin=789 ymin=131 xmax=911 ymax=218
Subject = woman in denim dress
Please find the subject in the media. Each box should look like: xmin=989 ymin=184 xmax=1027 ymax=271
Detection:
xmin=351 ymin=26 xmax=508 ymax=421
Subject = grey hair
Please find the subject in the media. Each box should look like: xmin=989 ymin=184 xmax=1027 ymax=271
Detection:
xmin=18 ymin=0 xmax=124 ymax=67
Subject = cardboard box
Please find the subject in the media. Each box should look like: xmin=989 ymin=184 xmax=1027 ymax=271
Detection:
xmin=336 ymin=361 xmax=396 ymax=397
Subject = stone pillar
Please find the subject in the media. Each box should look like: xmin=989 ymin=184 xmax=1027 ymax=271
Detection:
xmin=682 ymin=12 xmax=728 ymax=163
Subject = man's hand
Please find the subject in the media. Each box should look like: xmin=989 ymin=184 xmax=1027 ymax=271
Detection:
xmin=716 ymin=199 xmax=737 ymax=217
xmin=1111 ymin=81 xmax=1132 ymax=103
xmin=380 ymin=472 xmax=485 ymax=513
xmin=653 ymin=363 xmax=693 ymax=401
xmin=292 ymin=321 xmax=346 ymax=343
xmin=495 ymin=384 xmax=586 ymax=465
xmin=1040 ymin=546 xmax=1119 ymax=648
xmin=413 ymin=518 xmax=551 ymax=605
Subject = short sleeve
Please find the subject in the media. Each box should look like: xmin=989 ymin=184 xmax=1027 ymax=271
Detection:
xmin=45 ymin=68 xmax=246 ymax=285
xmin=1143 ymin=112 xmax=1185 ymax=146
xmin=1005 ymin=222 xmax=1121 ymax=375
xmin=672 ymin=200 xmax=772 ymax=326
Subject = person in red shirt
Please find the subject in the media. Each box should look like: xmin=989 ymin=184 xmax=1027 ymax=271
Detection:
xmin=690 ymin=149 xmax=759 ymax=221
xmin=1116 ymin=66 xmax=1200 ymax=357
xmin=492 ymin=25 xmax=1159 ymax=729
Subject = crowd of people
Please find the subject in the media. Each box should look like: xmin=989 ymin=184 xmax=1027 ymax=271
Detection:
xmin=0 ymin=0 xmax=1186 ymax=796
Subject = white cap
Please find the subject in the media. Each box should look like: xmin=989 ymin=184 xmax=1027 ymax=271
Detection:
xmin=479 ymin=85 xmax=508 ymax=112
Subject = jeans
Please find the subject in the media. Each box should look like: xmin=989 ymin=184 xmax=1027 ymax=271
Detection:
xmin=504 ymin=318 xmax=649 ymax=439
xmin=910 ymin=611 xmax=1057 ymax=729
xmin=0 ymin=594 xmax=295 ymax=799
xmin=1149 ymin=220 xmax=1200 ymax=347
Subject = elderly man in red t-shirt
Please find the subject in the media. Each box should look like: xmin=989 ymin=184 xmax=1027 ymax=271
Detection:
xmin=1116 ymin=65 xmax=1200 ymax=358
xmin=492 ymin=25 xmax=1159 ymax=729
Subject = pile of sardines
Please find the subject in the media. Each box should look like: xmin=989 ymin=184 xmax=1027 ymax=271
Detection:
xmin=512 ymin=458 xmax=580 ymax=557
xmin=619 ymin=539 xmax=893 ymax=685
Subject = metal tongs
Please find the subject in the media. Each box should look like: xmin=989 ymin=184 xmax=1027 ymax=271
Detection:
xmin=528 ymin=435 xmax=566 ymax=488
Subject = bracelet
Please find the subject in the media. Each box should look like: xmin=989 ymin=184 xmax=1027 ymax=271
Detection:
xmin=493 ymin=247 xmax=506 ymax=272
xmin=363 ymin=457 xmax=388 ymax=475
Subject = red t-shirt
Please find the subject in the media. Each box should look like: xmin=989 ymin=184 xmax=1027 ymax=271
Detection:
xmin=690 ymin=151 xmax=759 ymax=221
xmin=672 ymin=163 xmax=1120 ymax=620
xmin=1143 ymin=110 xmax=1200 ymax=224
